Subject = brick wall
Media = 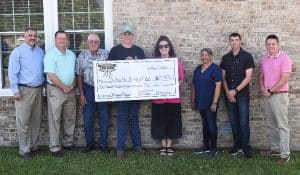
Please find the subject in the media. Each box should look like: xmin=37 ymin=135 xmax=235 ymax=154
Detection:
xmin=1 ymin=0 xmax=300 ymax=150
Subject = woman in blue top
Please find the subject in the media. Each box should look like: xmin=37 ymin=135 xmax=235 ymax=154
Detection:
xmin=191 ymin=48 xmax=222 ymax=156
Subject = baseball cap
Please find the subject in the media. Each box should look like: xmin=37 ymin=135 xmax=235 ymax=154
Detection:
xmin=122 ymin=25 xmax=134 ymax=34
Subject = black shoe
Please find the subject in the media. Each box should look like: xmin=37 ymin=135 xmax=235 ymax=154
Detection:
xmin=62 ymin=145 xmax=76 ymax=150
xmin=135 ymin=147 xmax=145 ymax=155
xmin=99 ymin=146 xmax=110 ymax=154
xmin=51 ymin=150 xmax=63 ymax=157
xmin=20 ymin=153 xmax=32 ymax=160
xmin=117 ymin=150 xmax=125 ymax=159
xmin=30 ymin=148 xmax=42 ymax=155
xmin=244 ymin=150 xmax=252 ymax=159
xmin=194 ymin=148 xmax=210 ymax=155
xmin=82 ymin=145 xmax=95 ymax=153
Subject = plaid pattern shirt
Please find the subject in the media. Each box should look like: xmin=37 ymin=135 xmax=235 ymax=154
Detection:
xmin=75 ymin=49 xmax=109 ymax=86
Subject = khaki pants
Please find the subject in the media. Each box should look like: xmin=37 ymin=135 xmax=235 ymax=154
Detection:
xmin=47 ymin=84 xmax=76 ymax=152
xmin=15 ymin=86 xmax=43 ymax=155
xmin=264 ymin=93 xmax=290 ymax=158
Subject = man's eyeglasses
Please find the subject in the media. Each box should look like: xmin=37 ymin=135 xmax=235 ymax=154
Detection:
xmin=159 ymin=44 xmax=169 ymax=49
xmin=88 ymin=40 xmax=100 ymax=44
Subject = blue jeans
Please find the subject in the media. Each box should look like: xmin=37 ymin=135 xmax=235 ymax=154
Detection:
xmin=116 ymin=101 xmax=142 ymax=150
xmin=83 ymin=84 xmax=110 ymax=147
xmin=225 ymin=94 xmax=251 ymax=152
xmin=199 ymin=109 xmax=218 ymax=151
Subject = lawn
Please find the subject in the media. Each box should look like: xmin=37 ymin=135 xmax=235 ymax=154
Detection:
xmin=0 ymin=147 xmax=299 ymax=175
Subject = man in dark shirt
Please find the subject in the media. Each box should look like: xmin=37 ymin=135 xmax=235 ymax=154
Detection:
xmin=108 ymin=25 xmax=145 ymax=158
xmin=220 ymin=33 xmax=255 ymax=158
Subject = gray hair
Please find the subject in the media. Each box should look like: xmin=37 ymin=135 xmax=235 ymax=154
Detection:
xmin=200 ymin=48 xmax=213 ymax=55
xmin=87 ymin=33 xmax=100 ymax=41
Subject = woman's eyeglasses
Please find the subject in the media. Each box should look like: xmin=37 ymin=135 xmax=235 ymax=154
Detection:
xmin=159 ymin=44 xmax=169 ymax=49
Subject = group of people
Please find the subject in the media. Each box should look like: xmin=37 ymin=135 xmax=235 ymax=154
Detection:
xmin=191 ymin=33 xmax=292 ymax=165
xmin=8 ymin=26 xmax=292 ymax=165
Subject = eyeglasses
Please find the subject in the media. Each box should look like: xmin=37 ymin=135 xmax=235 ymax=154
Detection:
xmin=159 ymin=44 xmax=169 ymax=49
xmin=88 ymin=40 xmax=100 ymax=44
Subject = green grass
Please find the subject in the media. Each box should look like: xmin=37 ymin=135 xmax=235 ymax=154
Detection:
xmin=0 ymin=147 xmax=299 ymax=175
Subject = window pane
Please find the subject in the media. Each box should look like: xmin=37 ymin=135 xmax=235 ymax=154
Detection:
xmin=90 ymin=13 xmax=104 ymax=29
xmin=2 ymin=53 xmax=10 ymax=88
xmin=30 ymin=15 xmax=44 ymax=31
xmin=74 ymin=0 xmax=88 ymax=12
xmin=58 ymin=0 xmax=72 ymax=12
xmin=90 ymin=0 xmax=104 ymax=12
xmin=74 ymin=14 xmax=89 ymax=30
xmin=58 ymin=14 xmax=73 ymax=30
xmin=0 ymin=0 xmax=13 ymax=14
xmin=14 ymin=0 xmax=28 ymax=14
xmin=29 ymin=0 xmax=43 ymax=13
xmin=14 ymin=15 xmax=29 ymax=31
xmin=0 ymin=15 xmax=14 ymax=32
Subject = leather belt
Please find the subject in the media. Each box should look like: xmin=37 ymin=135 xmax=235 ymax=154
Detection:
xmin=19 ymin=84 xmax=43 ymax=88
xmin=273 ymin=91 xmax=288 ymax=95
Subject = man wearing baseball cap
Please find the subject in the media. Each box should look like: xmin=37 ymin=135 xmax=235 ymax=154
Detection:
xmin=108 ymin=25 xmax=145 ymax=158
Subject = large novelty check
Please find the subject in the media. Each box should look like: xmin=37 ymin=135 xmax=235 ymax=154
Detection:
xmin=93 ymin=58 xmax=179 ymax=102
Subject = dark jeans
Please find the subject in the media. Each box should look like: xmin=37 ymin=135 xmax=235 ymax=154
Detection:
xmin=83 ymin=84 xmax=110 ymax=147
xmin=199 ymin=109 xmax=218 ymax=151
xmin=225 ymin=94 xmax=251 ymax=152
xmin=116 ymin=101 xmax=142 ymax=150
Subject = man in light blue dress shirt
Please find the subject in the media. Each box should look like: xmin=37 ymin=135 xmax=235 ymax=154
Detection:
xmin=8 ymin=27 xmax=45 ymax=160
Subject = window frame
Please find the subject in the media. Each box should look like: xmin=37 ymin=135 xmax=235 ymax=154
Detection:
xmin=0 ymin=0 xmax=113 ymax=96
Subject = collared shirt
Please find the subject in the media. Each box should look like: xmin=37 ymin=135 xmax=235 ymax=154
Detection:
xmin=44 ymin=47 xmax=76 ymax=86
xmin=220 ymin=48 xmax=255 ymax=96
xmin=8 ymin=42 xmax=45 ymax=93
xmin=193 ymin=63 xmax=222 ymax=110
xmin=75 ymin=49 xmax=109 ymax=86
xmin=260 ymin=51 xmax=292 ymax=91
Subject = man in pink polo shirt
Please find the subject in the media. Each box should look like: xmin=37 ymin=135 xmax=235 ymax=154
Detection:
xmin=259 ymin=34 xmax=292 ymax=165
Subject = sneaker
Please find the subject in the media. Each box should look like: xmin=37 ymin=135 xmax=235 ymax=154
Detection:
xmin=208 ymin=150 xmax=218 ymax=156
xmin=229 ymin=148 xmax=239 ymax=155
xmin=82 ymin=145 xmax=95 ymax=153
xmin=117 ymin=150 xmax=125 ymax=159
xmin=20 ymin=153 xmax=32 ymax=160
xmin=276 ymin=156 xmax=290 ymax=165
xmin=230 ymin=148 xmax=243 ymax=155
xmin=260 ymin=149 xmax=280 ymax=156
xmin=135 ymin=147 xmax=145 ymax=155
xmin=51 ymin=150 xmax=63 ymax=157
xmin=99 ymin=146 xmax=110 ymax=154
xmin=194 ymin=148 xmax=210 ymax=155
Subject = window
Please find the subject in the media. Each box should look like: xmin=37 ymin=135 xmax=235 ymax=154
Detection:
xmin=0 ymin=0 xmax=112 ymax=96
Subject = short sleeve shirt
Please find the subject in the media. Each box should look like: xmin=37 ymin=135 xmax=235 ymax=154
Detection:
xmin=108 ymin=44 xmax=145 ymax=60
xmin=75 ymin=49 xmax=109 ymax=86
xmin=44 ymin=47 xmax=76 ymax=86
xmin=193 ymin=63 xmax=222 ymax=110
xmin=260 ymin=51 xmax=292 ymax=91
xmin=220 ymin=48 xmax=255 ymax=96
